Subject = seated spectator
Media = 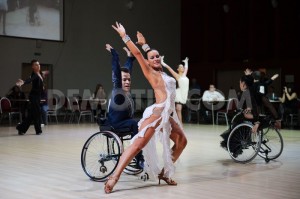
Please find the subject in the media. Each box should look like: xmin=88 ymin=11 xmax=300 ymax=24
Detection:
xmin=6 ymin=85 xmax=26 ymax=103
xmin=91 ymin=83 xmax=106 ymax=118
xmin=200 ymin=84 xmax=225 ymax=123
xmin=202 ymin=84 xmax=225 ymax=102
xmin=278 ymin=84 xmax=298 ymax=125
xmin=6 ymin=85 xmax=26 ymax=119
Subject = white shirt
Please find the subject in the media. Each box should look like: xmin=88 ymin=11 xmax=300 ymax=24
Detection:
xmin=202 ymin=90 xmax=225 ymax=101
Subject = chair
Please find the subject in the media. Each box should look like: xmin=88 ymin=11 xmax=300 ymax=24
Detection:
xmin=288 ymin=114 xmax=298 ymax=126
xmin=216 ymin=98 xmax=238 ymax=126
xmin=71 ymin=97 xmax=93 ymax=124
xmin=47 ymin=97 xmax=59 ymax=124
xmin=61 ymin=97 xmax=73 ymax=123
xmin=0 ymin=97 xmax=22 ymax=125
xmin=186 ymin=97 xmax=201 ymax=123
xmin=286 ymin=98 xmax=300 ymax=127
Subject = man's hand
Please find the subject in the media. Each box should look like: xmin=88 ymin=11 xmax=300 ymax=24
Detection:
xmin=105 ymin=44 xmax=113 ymax=52
xmin=252 ymin=123 xmax=259 ymax=133
xmin=16 ymin=79 xmax=24 ymax=87
xmin=244 ymin=68 xmax=252 ymax=75
xmin=271 ymin=74 xmax=279 ymax=80
xmin=42 ymin=70 xmax=49 ymax=77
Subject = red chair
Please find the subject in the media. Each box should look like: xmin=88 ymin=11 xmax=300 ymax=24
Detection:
xmin=0 ymin=97 xmax=22 ymax=125
xmin=216 ymin=98 xmax=238 ymax=126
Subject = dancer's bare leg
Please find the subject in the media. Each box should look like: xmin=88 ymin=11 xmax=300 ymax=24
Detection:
xmin=169 ymin=117 xmax=187 ymax=162
xmin=176 ymin=103 xmax=183 ymax=124
xmin=159 ymin=117 xmax=187 ymax=179
xmin=105 ymin=115 xmax=161 ymax=192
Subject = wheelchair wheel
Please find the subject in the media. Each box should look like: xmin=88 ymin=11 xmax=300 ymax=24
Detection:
xmin=81 ymin=131 xmax=123 ymax=181
xmin=258 ymin=127 xmax=283 ymax=161
xmin=227 ymin=123 xmax=261 ymax=163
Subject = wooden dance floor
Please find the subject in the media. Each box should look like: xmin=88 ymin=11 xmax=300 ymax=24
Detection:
xmin=0 ymin=123 xmax=300 ymax=199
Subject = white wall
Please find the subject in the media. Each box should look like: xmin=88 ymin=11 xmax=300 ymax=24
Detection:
xmin=0 ymin=0 xmax=181 ymax=97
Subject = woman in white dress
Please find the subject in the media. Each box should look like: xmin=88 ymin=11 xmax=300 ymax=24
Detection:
xmin=162 ymin=57 xmax=189 ymax=124
xmin=104 ymin=22 xmax=187 ymax=194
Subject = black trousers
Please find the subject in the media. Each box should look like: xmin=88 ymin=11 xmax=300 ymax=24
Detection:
xmin=18 ymin=96 xmax=42 ymax=134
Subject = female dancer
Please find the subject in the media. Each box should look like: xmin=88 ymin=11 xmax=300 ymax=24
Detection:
xmin=104 ymin=22 xmax=187 ymax=194
xmin=161 ymin=56 xmax=189 ymax=124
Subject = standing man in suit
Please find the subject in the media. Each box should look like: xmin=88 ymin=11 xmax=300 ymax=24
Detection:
xmin=16 ymin=59 xmax=46 ymax=135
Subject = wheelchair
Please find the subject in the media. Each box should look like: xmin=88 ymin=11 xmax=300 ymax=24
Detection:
xmin=221 ymin=110 xmax=284 ymax=163
xmin=81 ymin=121 xmax=148 ymax=182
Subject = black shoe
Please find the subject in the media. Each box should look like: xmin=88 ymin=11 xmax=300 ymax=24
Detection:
xmin=16 ymin=124 xmax=25 ymax=135
xmin=36 ymin=132 xmax=42 ymax=135
xmin=133 ymin=156 xmax=144 ymax=169
xmin=138 ymin=160 xmax=144 ymax=169
xmin=220 ymin=140 xmax=227 ymax=149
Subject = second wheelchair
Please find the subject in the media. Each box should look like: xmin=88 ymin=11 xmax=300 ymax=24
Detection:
xmin=221 ymin=111 xmax=284 ymax=163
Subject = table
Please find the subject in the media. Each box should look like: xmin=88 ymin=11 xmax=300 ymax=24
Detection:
xmin=82 ymin=98 xmax=107 ymax=105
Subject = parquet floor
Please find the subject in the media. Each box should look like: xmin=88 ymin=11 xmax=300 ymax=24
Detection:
xmin=0 ymin=123 xmax=299 ymax=199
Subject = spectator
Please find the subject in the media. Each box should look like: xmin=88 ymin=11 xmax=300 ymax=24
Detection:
xmin=279 ymin=84 xmax=298 ymax=125
xmin=200 ymin=84 xmax=225 ymax=123
xmin=91 ymin=83 xmax=106 ymax=118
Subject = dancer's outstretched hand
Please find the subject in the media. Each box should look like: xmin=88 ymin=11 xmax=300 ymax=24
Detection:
xmin=112 ymin=22 xmax=126 ymax=38
xmin=136 ymin=31 xmax=146 ymax=45
xmin=244 ymin=68 xmax=252 ymax=75
xmin=182 ymin=57 xmax=189 ymax=64
xmin=161 ymin=56 xmax=168 ymax=67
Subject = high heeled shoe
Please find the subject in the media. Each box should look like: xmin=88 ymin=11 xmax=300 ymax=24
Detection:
xmin=104 ymin=176 xmax=119 ymax=194
xmin=158 ymin=174 xmax=177 ymax=186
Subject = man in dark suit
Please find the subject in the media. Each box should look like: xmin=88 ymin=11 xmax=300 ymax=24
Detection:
xmin=103 ymin=44 xmax=143 ymax=168
xmin=16 ymin=59 xmax=45 ymax=135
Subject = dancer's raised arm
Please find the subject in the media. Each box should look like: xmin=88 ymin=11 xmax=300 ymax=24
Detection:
xmin=182 ymin=57 xmax=189 ymax=76
xmin=112 ymin=22 xmax=152 ymax=80
xmin=161 ymin=56 xmax=180 ymax=80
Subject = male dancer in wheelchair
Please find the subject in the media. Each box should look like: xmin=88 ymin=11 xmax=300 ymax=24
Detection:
xmin=97 ymin=44 xmax=144 ymax=169
xmin=220 ymin=70 xmax=270 ymax=156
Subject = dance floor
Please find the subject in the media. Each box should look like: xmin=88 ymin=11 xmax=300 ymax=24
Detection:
xmin=0 ymin=123 xmax=299 ymax=199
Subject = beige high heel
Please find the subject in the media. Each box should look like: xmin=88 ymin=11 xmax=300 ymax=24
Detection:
xmin=104 ymin=176 xmax=119 ymax=194
xmin=158 ymin=173 xmax=177 ymax=186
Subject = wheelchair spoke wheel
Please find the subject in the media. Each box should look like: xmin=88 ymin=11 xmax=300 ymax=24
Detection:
xmin=123 ymin=158 xmax=144 ymax=175
xmin=258 ymin=127 xmax=283 ymax=160
xmin=119 ymin=134 xmax=143 ymax=175
xmin=81 ymin=131 xmax=123 ymax=181
xmin=227 ymin=123 xmax=261 ymax=163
